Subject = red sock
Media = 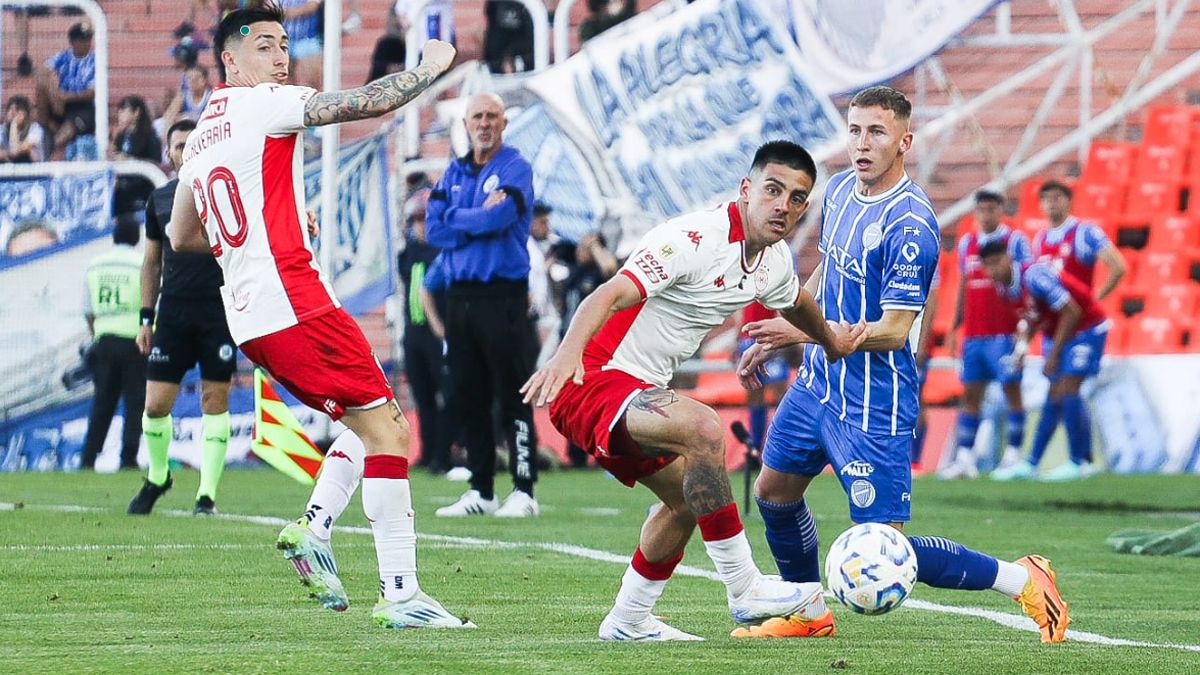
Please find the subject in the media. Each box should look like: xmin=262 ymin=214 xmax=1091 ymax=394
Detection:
xmin=631 ymin=548 xmax=684 ymax=581
xmin=364 ymin=454 xmax=408 ymax=479
xmin=696 ymin=503 xmax=744 ymax=542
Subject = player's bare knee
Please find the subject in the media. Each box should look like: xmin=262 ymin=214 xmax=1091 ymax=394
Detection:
xmin=199 ymin=389 xmax=228 ymax=415
xmin=688 ymin=410 xmax=725 ymax=460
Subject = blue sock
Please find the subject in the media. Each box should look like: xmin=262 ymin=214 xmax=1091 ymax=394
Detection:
xmin=755 ymin=497 xmax=820 ymax=583
xmin=1060 ymin=395 xmax=1092 ymax=464
xmin=955 ymin=413 xmax=981 ymax=451
xmin=1027 ymin=399 xmax=1063 ymax=467
xmin=908 ymin=536 xmax=999 ymax=590
xmin=749 ymin=405 xmax=768 ymax=450
xmin=910 ymin=423 xmax=927 ymax=464
xmin=1006 ymin=410 xmax=1027 ymax=450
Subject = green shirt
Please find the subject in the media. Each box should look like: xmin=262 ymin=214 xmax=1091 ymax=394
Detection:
xmin=84 ymin=244 xmax=142 ymax=339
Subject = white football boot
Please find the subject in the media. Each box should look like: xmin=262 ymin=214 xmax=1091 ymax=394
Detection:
xmin=598 ymin=614 xmax=704 ymax=642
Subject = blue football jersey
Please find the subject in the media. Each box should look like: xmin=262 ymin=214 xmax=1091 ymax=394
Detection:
xmin=799 ymin=170 xmax=941 ymax=436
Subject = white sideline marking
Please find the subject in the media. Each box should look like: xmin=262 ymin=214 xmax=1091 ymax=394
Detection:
xmin=4 ymin=502 xmax=1199 ymax=653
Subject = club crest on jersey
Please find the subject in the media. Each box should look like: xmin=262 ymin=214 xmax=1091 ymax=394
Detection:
xmin=901 ymin=242 xmax=920 ymax=262
xmin=850 ymin=479 xmax=876 ymax=508
xmin=862 ymin=222 xmax=883 ymax=251
xmin=754 ymin=266 xmax=769 ymax=294
xmin=482 ymin=175 xmax=499 ymax=194
xmin=218 ymin=344 xmax=234 ymax=361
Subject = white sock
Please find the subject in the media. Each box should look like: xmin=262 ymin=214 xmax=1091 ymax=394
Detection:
xmin=992 ymin=560 xmax=1031 ymax=597
xmin=1000 ymin=446 xmax=1021 ymax=466
xmin=303 ymin=431 xmax=365 ymax=540
xmin=954 ymin=446 xmax=975 ymax=465
xmin=703 ymin=531 xmax=760 ymax=599
xmin=609 ymin=565 xmax=669 ymax=625
xmin=362 ymin=457 xmax=420 ymax=603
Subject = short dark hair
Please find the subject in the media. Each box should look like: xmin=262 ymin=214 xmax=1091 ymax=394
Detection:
xmin=533 ymin=201 xmax=553 ymax=217
xmin=213 ymin=2 xmax=286 ymax=82
xmin=166 ymin=118 xmax=197 ymax=142
xmin=6 ymin=95 xmax=31 ymax=113
xmin=977 ymin=238 xmax=1008 ymax=259
xmin=975 ymin=189 xmax=1005 ymax=205
xmin=849 ymin=86 xmax=912 ymax=123
xmin=1038 ymin=180 xmax=1072 ymax=200
xmin=113 ymin=216 xmax=140 ymax=246
xmin=750 ymin=140 xmax=817 ymax=182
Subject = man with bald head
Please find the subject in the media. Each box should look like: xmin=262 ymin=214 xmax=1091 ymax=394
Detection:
xmin=426 ymin=92 xmax=541 ymax=517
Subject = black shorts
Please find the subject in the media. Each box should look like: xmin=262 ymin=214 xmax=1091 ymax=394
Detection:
xmin=146 ymin=296 xmax=237 ymax=384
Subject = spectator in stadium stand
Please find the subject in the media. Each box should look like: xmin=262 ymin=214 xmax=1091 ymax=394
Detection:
xmin=164 ymin=65 xmax=214 ymax=127
xmin=397 ymin=189 xmax=456 ymax=475
xmin=0 ymin=96 xmax=46 ymax=164
xmin=80 ymin=217 xmax=146 ymax=471
xmin=35 ymin=21 xmax=97 ymax=160
xmin=110 ymin=96 xmax=162 ymax=219
xmin=277 ymin=0 xmax=323 ymax=89
xmin=580 ymin=0 xmax=636 ymax=43
xmin=484 ymin=0 xmax=535 ymax=73
xmin=426 ymin=93 xmax=541 ymax=517
xmin=530 ymin=202 xmax=561 ymax=367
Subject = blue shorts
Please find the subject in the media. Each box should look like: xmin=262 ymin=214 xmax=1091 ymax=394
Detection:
xmin=1043 ymin=323 xmax=1108 ymax=381
xmin=737 ymin=337 xmax=790 ymax=385
xmin=960 ymin=335 xmax=1023 ymax=385
xmin=763 ymin=382 xmax=912 ymax=523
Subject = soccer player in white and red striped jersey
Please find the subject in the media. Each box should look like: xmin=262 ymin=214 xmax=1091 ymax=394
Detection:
xmin=521 ymin=141 xmax=866 ymax=641
xmin=166 ymin=3 xmax=471 ymax=630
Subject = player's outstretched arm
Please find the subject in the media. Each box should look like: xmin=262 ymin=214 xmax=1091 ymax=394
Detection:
xmin=779 ymin=289 xmax=867 ymax=362
xmin=521 ymin=274 xmax=643 ymax=407
xmin=303 ymin=40 xmax=455 ymax=126
xmin=1094 ymin=244 xmax=1127 ymax=302
xmin=856 ymin=310 xmax=918 ymax=353
xmin=166 ymin=181 xmax=210 ymax=254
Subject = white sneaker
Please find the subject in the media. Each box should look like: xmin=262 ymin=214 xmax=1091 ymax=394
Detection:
xmin=373 ymin=591 xmax=477 ymax=629
xmin=997 ymin=446 xmax=1023 ymax=470
xmin=445 ymin=467 xmax=472 ymax=482
xmin=494 ymin=490 xmax=539 ymax=518
xmin=728 ymin=575 xmax=824 ymax=625
xmin=598 ymin=614 xmax=704 ymax=641
xmin=435 ymin=490 xmax=498 ymax=517
xmin=937 ymin=455 xmax=979 ymax=480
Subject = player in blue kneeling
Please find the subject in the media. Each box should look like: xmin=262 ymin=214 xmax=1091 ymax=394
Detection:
xmin=736 ymin=87 xmax=1069 ymax=642
xmin=979 ymin=239 xmax=1109 ymax=482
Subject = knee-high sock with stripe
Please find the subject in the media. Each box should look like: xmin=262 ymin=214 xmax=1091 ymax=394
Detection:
xmin=363 ymin=454 xmax=420 ymax=603
xmin=908 ymin=535 xmax=1029 ymax=597
xmin=304 ymin=430 xmax=365 ymax=540
xmin=1060 ymin=395 xmax=1093 ymax=464
xmin=142 ymin=413 xmax=172 ymax=486
xmin=197 ymin=412 xmax=230 ymax=500
xmin=756 ymin=497 xmax=821 ymax=583
xmin=1027 ymin=398 xmax=1063 ymax=467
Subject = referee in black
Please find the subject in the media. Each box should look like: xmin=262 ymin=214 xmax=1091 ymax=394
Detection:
xmin=127 ymin=118 xmax=237 ymax=516
xmin=425 ymin=93 xmax=540 ymax=518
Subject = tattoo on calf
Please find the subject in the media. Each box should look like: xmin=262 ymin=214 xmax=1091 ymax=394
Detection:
xmin=682 ymin=460 xmax=734 ymax=516
xmin=630 ymin=388 xmax=679 ymax=418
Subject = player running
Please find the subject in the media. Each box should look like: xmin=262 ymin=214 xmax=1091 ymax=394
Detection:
xmin=938 ymin=190 xmax=1032 ymax=479
xmin=166 ymin=4 xmax=470 ymax=629
xmin=739 ymin=87 xmax=1070 ymax=643
xmin=127 ymin=118 xmax=237 ymax=517
xmin=980 ymin=239 xmax=1110 ymax=481
xmin=522 ymin=141 xmax=865 ymax=641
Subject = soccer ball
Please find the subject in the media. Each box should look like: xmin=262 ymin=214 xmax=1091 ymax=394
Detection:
xmin=825 ymin=522 xmax=918 ymax=615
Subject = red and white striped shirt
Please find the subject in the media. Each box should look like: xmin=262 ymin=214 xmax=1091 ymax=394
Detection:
xmin=178 ymin=83 xmax=338 ymax=344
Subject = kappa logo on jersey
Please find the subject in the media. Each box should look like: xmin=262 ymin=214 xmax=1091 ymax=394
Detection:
xmin=901 ymin=242 xmax=921 ymax=262
xmin=327 ymin=450 xmax=352 ymax=461
xmin=633 ymin=250 xmax=669 ymax=284
xmin=685 ymin=230 xmax=703 ymax=249
xmin=713 ymin=275 xmax=726 ymax=289
xmin=840 ymin=461 xmax=875 ymax=478
xmin=201 ymin=97 xmax=227 ymax=121
xmin=323 ymin=399 xmax=337 ymax=414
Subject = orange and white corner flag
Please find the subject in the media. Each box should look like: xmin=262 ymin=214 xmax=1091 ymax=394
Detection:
xmin=251 ymin=369 xmax=323 ymax=484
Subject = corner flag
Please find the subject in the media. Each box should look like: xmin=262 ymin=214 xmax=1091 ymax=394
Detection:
xmin=251 ymin=369 xmax=324 ymax=484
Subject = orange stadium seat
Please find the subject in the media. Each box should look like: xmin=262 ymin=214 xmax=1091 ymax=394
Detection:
xmin=1147 ymin=214 xmax=1200 ymax=251
xmin=689 ymin=352 xmax=746 ymax=407
xmin=1125 ymin=314 xmax=1186 ymax=354
xmin=1123 ymin=180 xmax=1183 ymax=225
xmin=1073 ymin=182 xmax=1127 ymax=221
xmin=1136 ymin=251 xmax=1189 ymax=286
xmin=1105 ymin=319 xmax=1131 ymax=355
xmin=1016 ymin=178 xmax=1049 ymax=216
xmin=1134 ymin=144 xmax=1187 ymax=182
xmin=1143 ymin=282 xmax=1200 ymax=317
xmin=1142 ymin=105 xmax=1196 ymax=146
xmin=1081 ymin=141 xmax=1138 ymax=185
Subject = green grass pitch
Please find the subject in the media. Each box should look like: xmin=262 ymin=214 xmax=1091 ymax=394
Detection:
xmin=1 ymin=468 xmax=1198 ymax=673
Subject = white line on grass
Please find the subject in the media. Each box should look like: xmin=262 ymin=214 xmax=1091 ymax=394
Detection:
xmin=4 ymin=502 xmax=1199 ymax=653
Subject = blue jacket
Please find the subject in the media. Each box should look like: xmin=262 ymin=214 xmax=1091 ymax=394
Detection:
xmin=425 ymin=145 xmax=533 ymax=283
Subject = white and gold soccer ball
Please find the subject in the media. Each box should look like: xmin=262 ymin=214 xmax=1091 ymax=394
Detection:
xmin=825 ymin=522 xmax=918 ymax=615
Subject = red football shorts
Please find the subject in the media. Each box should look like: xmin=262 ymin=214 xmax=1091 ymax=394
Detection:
xmin=549 ymin=368 xmax=677 ymax=487
xmin=240 ymin=308 xmax=393 ymax=420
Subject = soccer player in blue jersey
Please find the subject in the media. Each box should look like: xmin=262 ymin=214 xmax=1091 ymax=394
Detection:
xmin=735 ymin=86 xmax=1070 ymax=643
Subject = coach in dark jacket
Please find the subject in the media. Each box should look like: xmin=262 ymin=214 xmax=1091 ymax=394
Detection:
xmin=426 ymin=93 xmax=540 ymax=518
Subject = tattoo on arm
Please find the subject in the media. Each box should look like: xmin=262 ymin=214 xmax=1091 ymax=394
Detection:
xmin=630 ymin=388 xmax=679 ymax=419
xmin=303 ymin=64 xmax=439 ymax=126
